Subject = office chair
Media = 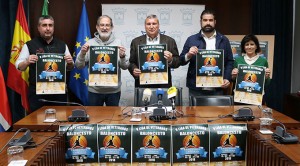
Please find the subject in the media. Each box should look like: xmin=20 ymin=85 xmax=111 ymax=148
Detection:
xmin=189 ymin=95 xmax=234 ymax=106
xmin=134 ymin=87 xmax=182 ymax=107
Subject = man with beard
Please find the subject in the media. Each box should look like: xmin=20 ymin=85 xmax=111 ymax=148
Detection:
xmin=180 ymin=9 xmax=233 ymax=97
xmin=16 ymin=15 xmax=74 ymax=112
xmin=75 ymin=15 xmax=129 ymax=106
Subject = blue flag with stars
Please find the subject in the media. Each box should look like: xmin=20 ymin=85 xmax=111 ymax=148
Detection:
xmin=69 ymin=2 xmax=90 ymax=105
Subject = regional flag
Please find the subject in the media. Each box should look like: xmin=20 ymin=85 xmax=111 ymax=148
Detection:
xmin=42 ymin=0 xmax=49 ymax=16
xmin=69 ymin=1 xmax=91 ymax=105
xmin=0 ymin=66 xmax=12 ymax=132
xmin=7 ymin=0 xmax=31 ymax=112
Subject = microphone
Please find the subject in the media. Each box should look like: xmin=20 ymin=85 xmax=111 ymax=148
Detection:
xmin=272 ymin=118 xmax=299 ymax=144
xmin=142 ymin=88 xmax=152 ymax=111
xmin=167 ymin=86 xmax=177 ymax=111
xmin=156 ymin=88 xmax=164 ymax=107
xmin=39 ymin=99 xmax=89 ymax=122
xmin=150 ymin=88 xmax=167 ymax=122
xmin=232 ymin=107 xmax=255 ymax=121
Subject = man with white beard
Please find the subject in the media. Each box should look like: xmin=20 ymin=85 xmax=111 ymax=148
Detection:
xmin=75 ymin=15 xmax=129 ymax=106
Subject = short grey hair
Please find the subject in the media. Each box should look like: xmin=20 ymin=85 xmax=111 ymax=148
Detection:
xmin=97 ymin=15 xmax=113 ymax=27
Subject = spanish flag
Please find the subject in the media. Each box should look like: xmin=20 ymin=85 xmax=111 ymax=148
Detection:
xmin=7 ymin=0 xmax=31 ymax=113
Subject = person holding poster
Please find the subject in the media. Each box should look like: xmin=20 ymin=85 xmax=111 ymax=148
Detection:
xmin=16 ymin=15 xmax=74 ymax=112
xmin=129 ymin=14 xmax=180 ymax=88
xmin=75 ymin=15 xmax=129 ymax=106
xmin=231 ymin=34 xmax=271 ymax=104
xmin=180 ymin=9 xmax=233 ymax=97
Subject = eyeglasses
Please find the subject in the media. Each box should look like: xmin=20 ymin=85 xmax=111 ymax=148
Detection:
xmin=99 ymin=24 xmax=111 ymax=28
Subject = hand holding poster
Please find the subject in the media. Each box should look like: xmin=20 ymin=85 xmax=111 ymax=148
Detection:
xmin=138 ymin=44 xmax=168 ymax=85
xmin=234 ymin=64 xmax=266 ymax=105
xmin=36 ymin=53 xmax=66 ymax=94
xmin=196 ymin=50 xmax=224 ymax=87
xmin=89 ymin=46 xmax=119 ymax=86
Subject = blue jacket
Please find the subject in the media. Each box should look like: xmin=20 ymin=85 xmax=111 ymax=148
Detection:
xmin=180 ymin=31 xmax=234 ymax=90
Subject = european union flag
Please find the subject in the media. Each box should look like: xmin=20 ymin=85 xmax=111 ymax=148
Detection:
xmin=69 ymin=2 xmax=90 ymax=105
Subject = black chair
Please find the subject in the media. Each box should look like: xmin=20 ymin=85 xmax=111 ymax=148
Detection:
xmin=189 ymin=95 xmax=233 ymax=106
xmin=134 ymin=87 xmax=182 ymax=107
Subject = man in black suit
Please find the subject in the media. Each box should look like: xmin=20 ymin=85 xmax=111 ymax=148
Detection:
xmin=129 ymin=14 xmax=180 ymax=88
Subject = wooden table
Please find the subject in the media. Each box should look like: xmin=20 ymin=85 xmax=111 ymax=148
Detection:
xmin=0 ymin=132 xmax=65 ymax=166
xmin=247 ymin=129 xmax=300 ymax=166
xmin=13 ymin=105 xmax=300 ymax=131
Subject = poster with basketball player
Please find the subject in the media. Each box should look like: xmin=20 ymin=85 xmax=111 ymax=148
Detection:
xmin=132 ymin=124 xmax=171 ymax=165
xmin=230 ymin=41 xmax=242 ymax=60
xmin=89 ymin=46 xmax=118 ymax=86
xmin=97 ymin=124 xmax=132 ymax=165
xmin=209 ymin=124 xmax=247 ymax=166
xmin=196 ymin=49 xmax=224 ymax=87
xmin=234 ymin=64 xmax=265 ymax=105
xmin=36 ymin=53 xmax=65 ymax=94
xmin=172 ymin=124 xmax=209 ymax=166
xmin=138 ymin=44 xmax=168 ymax=85
xmin=59 ymin=124 xmax=98 ymax=164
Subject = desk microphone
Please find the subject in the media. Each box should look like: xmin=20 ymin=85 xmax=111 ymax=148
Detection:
xmin=39 ymin=99 xmax=89 ymax=122
xmin=167 ymin=87 xmax=177 ymax=120
xmin=272 ymin=118 xmax=299 ymax=144
xmin=142 ymin=88 xmax=152 ymax=111
xmin=150 ymin=89 xmax=167 ymax=122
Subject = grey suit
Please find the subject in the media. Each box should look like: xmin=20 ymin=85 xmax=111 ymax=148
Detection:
xmin=129 ymin=34 xmax=180 ymax=88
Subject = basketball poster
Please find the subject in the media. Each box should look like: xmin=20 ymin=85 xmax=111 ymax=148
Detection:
xmin=36 ymin=53 xmax=66 ymax=94
xmin=132 ymin=124 xmax=171 ymax=165
xmin=172 ymin=124 xmax=209 ymax=166
xmin=59 ymin=124 xmax=98 ymax=164
xmin=209 ymin=124 xmax=247 ymax=166
xmin=234 ymin=64 xmax=266 ymax=105
xmin=97 ymin=124 xmax=132 ymax=165
xmin=138 ymin=44 xmax=168 ymax=85
xmin=89 ymin=46 xmax=119 ymax=86
xmin=196 ymin=49 xmax=224 ymax=87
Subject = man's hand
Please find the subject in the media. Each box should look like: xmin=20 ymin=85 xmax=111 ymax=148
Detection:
xmin=187 ymin=46 xmax=198 ymax=59
xmin=133 ymin=68 xmax=141 ymax=77
xmin=118 ymin=46 xmax=126 ymax=58
xmin=221 ymin=79 xmax=230 ymax=88
xmin=164 ymin=51 xmax=173 ymax=62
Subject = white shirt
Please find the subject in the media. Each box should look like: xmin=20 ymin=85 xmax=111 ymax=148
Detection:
xmin=146 ymin=34 xmax=160 ymax=45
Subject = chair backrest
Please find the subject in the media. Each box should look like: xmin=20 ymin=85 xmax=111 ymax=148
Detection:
xmin=134 ymin=87 xmax=182 ymax=107
xmin=189 ymin=95 xmax=233 ymax=106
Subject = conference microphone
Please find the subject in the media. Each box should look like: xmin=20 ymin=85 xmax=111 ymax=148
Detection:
xmin=272 ymin=118 xmax=299 ymax=144
xmin=156 ymin=88 xmax=164 ymax=106
xmin=150 ymin=88 xmax=167 ymax=122
xmin=142 ymin=88 xmax=152 ymax=111
xmin=39 ymin=99 xmax=89 ymax=122
xmin=167 ymin=86 xmax=177 ymax=111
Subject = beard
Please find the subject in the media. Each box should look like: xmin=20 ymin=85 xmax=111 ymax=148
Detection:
xmin=99 ymin=31 xmax=112 ymax=40
xmin=202 ymin=25 xmax=215 ymax=33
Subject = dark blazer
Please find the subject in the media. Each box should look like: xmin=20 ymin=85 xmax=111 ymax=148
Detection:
xmin=129 ymin=34 xmax=180 ymax=88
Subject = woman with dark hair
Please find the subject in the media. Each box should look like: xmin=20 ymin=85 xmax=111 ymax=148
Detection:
xmin=231 ymin=34 xmax=271 ymax=80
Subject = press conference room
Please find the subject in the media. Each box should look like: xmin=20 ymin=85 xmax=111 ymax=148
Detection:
xmin=1 ymin=0 xmax=300 ymax=165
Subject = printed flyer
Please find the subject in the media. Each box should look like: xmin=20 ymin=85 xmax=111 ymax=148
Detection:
xmin=234 ymin=64 xmax=265 ymax=105
xmin=97 ymin=124 xmax=131 ymax=165
xmin=209 ymin=124 xmax=247 ymax=166
xmin=132 ymin=124 xmax=171 ymax=165
xmin=138 ymin=44 xmax=168 ymax=85
xmin=36 ymin=53 xmax=65 ymax=94
xmin=196 ymin=49 xmax=224 ymax=87
xmin=172 ymin=124 xmax=209 ymax=166
xmin=89 ymin=46 xmax=118 ymax=86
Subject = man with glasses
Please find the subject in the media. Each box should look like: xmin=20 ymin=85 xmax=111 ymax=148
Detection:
xmin=75 ymin=15 xmax=129 ymax=106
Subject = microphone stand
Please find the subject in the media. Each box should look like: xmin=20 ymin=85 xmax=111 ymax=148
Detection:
xmin=169 ymin=98 xmax=177 ymax=120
